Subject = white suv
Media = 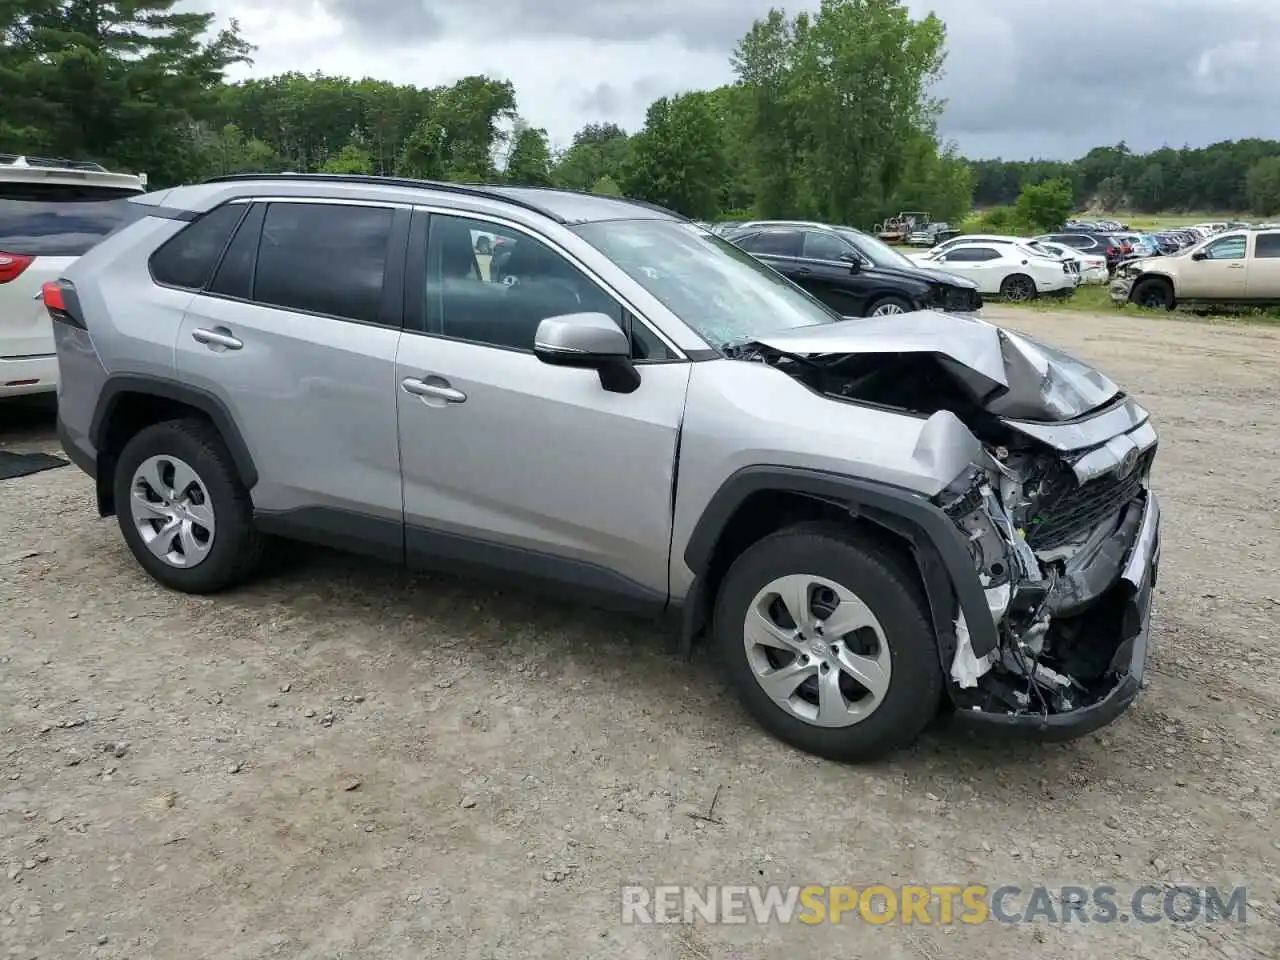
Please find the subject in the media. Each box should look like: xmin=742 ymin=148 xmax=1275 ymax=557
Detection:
xmin=1 ymin=155 xmax=145 ymax=398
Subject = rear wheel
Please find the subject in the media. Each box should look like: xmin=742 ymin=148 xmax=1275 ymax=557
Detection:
xmin=866 ymin=296 xmax=912 ymax=317
xmin=1000 ymin=274 xmax=1037 ymax=302
xmin=713 ymin=523 xmax=943 ymax=762
xmin=113 ymin=418 xmax=265 ymax=593
xmin=1131 ymin=277 xmax=1174 ymax=310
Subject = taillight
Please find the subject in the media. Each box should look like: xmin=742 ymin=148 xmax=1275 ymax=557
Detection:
xmin=41 ymin=281 xmax=66 ymax=312
xmin=0 ymin=252 xmax=34 ymax=284
xmin=41 ymin=279 xmax=85 ymax=328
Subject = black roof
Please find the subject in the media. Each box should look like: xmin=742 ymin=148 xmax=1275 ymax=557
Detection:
xmin=202 ymin=173 xmax=684 ymax=225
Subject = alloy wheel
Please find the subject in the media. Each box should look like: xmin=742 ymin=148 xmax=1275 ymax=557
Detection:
xmin=128 ymin=455 xmax=216 ymax=568
xmin=743 ymin=574 xmax=892 ymax=728
xmin=870 ymin=302 xmax=906 ymax=316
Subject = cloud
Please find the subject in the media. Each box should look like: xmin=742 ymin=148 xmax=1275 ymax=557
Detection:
xmin=213 ymin=0 xmax=1280 ymax=159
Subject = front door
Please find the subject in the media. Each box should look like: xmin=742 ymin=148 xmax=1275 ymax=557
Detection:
xmin=1180 ymin=233 xmax=1248 ymax=299
xmin=394 ymin=210 xmax=689 ymax=607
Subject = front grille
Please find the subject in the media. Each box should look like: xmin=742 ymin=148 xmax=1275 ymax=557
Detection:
xmin=1026 ymin=447 xmax=1155 ymax=550
xmin=942 ymin=286 xmax=980 ymax=312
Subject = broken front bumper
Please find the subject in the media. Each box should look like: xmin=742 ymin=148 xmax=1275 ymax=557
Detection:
xmin=951 ymin=491 xmax=1160 ymax=739
xmin=1109 ymin=276 xmax=1135 ymax=304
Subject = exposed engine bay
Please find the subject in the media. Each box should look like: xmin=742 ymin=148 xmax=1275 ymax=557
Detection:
xmin=727 ymin=325 xmax=1157 ymax=722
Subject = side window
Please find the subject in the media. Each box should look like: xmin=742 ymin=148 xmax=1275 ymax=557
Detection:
xmin=149 ymin=202 xmax=247 ymax=290
xmin=208 ymin=203 xmax=265 ymax=300
xmin=802 ymin=230 xmax=849 ymax=261
xmin=739 ymin=230 xmax=802 ymax=257
xmin=944 ymin=247 xmax=995 ymax=262
xmin=1255 ymin=233 xmax=1280 ymax=259
xmin=426 ymin=213 xmax=671 ymax=359
xmin=253 ymin=202 xmax=395 ymax=324
xmin=1202 ymin=235 xmax=1246 ymax=261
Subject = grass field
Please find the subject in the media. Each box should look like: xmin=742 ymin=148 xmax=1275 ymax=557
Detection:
xmin=1004 ymin=281 xmax=1280 ymax=323
xmin=1075 ymin=211 xmax=1252 ymax=230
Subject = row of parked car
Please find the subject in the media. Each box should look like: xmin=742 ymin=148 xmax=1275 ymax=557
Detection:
xmin=699 ymin=219 xmax=1087 ymax=308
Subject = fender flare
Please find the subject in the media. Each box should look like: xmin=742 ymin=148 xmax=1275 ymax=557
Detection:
xmin=682 ymin=466 xmax=999 ymax=660
xmin=1130 ymin=270 xmax=1176 ymax=294
xmin=90 ymin=374 xmax=258 ymax=490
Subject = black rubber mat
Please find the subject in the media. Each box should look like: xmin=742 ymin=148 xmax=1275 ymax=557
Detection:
xmin=0 ymin=450 xmax=70 ymax=480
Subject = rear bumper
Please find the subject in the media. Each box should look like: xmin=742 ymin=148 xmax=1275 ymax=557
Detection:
xmin=57 ymin=414 xmax=97 ymax=479
xmin=951 ymin=492 xmax=1160 ymax=740
xmin=0 ymin=354 xmax=57 ymax=397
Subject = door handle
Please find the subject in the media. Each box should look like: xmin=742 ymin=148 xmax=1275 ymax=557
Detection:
xmin=401 ymin=378 xmax=466 ymax=403
xmin=1227 ymin=263 xmax=1244 ymax=269
xmin=794 ymin=267 xmax=812 ymax=275
xmin=191 ymin=328 xmax=243 ymax=350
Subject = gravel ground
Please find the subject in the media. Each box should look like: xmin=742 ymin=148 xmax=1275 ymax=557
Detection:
xmin=2 ymin=308 xmax=1278 ymax=960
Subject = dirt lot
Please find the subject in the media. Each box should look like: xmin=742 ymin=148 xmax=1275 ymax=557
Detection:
xmin=2 ymin=308 xmax=1278 ymax=960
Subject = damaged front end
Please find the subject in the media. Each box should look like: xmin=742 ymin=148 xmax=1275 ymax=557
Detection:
xmin=935 ymin=418 xmax=1159 ymax=734
xmin=745 ymin=312 xmax=1163 ymax=736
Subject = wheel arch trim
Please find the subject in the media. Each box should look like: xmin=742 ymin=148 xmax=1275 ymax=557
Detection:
xmin=681 ymin=465 xmax=1000 ymax=660
xmin=90 ymin=374 xmax=258 ymax=490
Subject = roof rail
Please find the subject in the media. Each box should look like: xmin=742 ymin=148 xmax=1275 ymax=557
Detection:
xmin=201 ymin=172 xmax=569 ymax=223
xmin=0 ymin=153 xmax=109 ymax=171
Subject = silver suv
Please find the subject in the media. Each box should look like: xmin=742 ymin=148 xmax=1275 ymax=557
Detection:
xmin=48 ymin=174 xmax=1161 ymax=761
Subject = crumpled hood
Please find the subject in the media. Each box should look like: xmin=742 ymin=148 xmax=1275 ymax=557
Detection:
xmin=750 ymin=310 xmax=1120 ymax=421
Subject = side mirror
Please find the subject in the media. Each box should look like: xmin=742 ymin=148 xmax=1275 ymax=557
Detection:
xmin=846 ymin=257 xmax=862 ymax=273
xmin=533 ymin=312 xmax=640 ymax=394
xmin=1190 ymin=250 xmax=1208 ymax=261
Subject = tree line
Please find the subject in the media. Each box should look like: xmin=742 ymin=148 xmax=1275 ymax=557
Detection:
xmin=4 ymin=0 xmax=1280 ymax=228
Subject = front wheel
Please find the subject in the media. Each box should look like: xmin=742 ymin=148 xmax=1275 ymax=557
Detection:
xmin=1000 ymin=273 xmax=1037 ymax=302
xmin=1131 ymin=277 xmax=1174 ymax=310
xmin=712 ymin=523 xmax=943 ymax=762
xmin=866 ymin=296 xmax=912 ymax=317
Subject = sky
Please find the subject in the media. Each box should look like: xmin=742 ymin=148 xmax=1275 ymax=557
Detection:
xmin=210 ymin=0 xmax=1280 ymax=161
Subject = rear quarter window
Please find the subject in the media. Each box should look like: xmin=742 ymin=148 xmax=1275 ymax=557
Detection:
xmin=149 ymin=202 xmax=250 ymax=290
xmin=0 ymin=183 xmax=146 ymax=256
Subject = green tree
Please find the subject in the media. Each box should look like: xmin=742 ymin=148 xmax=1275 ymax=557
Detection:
xmin=1014 ymin=178 xmax=1074 ymax=232
xmin=199 ymin=122 xmax=277 ymax=176
xmin=1246 ymin=157 xmax=1280 ymax=217
xmin=395 ymin=117 xmax=447 ymax=179
xmin=0 ymin=0 xmax=252 ymax=184
xmin=552 ymin=122 xmax=631 ymax=191
xmin=320 ymin=141 xmax=374 ymax=174
xmin=591 ymin=175 xmax=621 ymax=196
xmin=505 ymin=125 xmax=552 ymax=185
xmin=622 ymin=92 xmax=726 ymax=218
xmin=731 ymin=0 xmax=948 ymax=225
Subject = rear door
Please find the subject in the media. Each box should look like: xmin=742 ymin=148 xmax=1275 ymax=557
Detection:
xmin=174 ymin=198 xmax=409 ymax=542
xmin=0 ymin=183 xmax=142 ymax=362
xmin=1245 ymin=232 xmax=1280 ymax=300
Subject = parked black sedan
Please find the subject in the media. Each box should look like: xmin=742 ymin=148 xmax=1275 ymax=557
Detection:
xmin=724 ymin=221 xmax=983 ymax=316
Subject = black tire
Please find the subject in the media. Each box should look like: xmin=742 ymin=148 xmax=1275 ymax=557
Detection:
xmin=712 ymin=522 xmax=944 ymax=762
xmin=113 ymin=417 xmax=265 ymax=594
xmin=865 ymin=295 xmax=913 ymax=317
xmin=1130 ymin=277 xmax=1174 ymax=311
xmin=1000 ymin=274 xmax=1037 ymax=302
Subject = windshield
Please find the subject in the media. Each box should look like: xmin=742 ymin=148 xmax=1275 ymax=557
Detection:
xmin=571 ymin=219 xmax=840 ymax=347
xmin=835 ymin=228 xmax=917 ymax=270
